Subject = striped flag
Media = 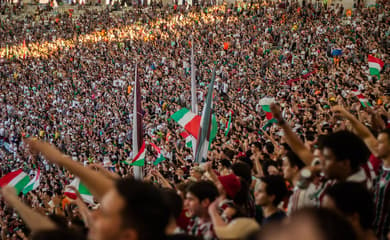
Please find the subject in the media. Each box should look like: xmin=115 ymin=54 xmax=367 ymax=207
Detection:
xmin=64 ymin=178 xmax=94 ymax=204
xmin=225 ymin=111 xmax=232 ymax=136
xmin=150 ymin=142 xmax=166 ymax=166
xmin=22 ymin=169 xmax=41 ymax=195
xmin=368 ymin=55 xmax=384 ymax=79
xmin=180 ymin=131 xmax=193 ymax=148
xmin=0 ymin=169 xmax=30 ymax=194
xmin=259 ymin=97 xmax=277 ymax=129
xmin=259 ymin=97 xmax=276 ymax=120
xmin=126 ymin=141 xmax=146 ymax=166
xmin=352 ymin=90 xmax=372 ymax=108
xmin=170 ymin=108 xmax=201 ymax=139
xmin=132 ymin=64 xmax=144 ymax=179
xmin=195 ymin=67 xmax=216 ymax=163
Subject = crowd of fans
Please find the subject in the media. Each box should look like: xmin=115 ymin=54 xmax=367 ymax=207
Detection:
xmin=0 ymin=0 xmax=389 ymax=239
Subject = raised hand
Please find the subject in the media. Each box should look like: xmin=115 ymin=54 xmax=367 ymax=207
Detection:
xmin=270 ymin=103 xmax=284 ymax=124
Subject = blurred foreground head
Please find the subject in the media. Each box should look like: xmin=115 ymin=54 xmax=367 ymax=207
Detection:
xmin=259 ymin=207 xmax=357 ymax=240
xmin=89 ymin=177 xmax=170 ymax=240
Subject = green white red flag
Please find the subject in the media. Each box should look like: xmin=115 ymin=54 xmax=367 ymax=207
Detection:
xmin=150 ymin=142 xmax=166 ymax=165
xmin=64 ymin=178 xmax=94 ymax=204
xmin=0 ymin=169 xmax=30 ymax=194
xmin=368 ymin=55 xmax=384 ymax=79
xmin=352 ymin=90 xmax=372 ymax=108
xmin=22 ymin=169 xmax=41 ymax=195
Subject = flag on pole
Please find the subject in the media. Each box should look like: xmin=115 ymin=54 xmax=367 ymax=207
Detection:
xmin=209 ymin=114 xmax=218 ymax=145
xmin=225 ymin=111 xmax=232 ymax=136
xmin=132 ymin=64 xmax=144 ymax=179
xmin=180 ymin=131 xmax=193 ymax=148
xmin=64 ymin=178 xmax=94 ymax=204
xmin=0 ymin=169 xmax=30 ymax=194
xmin=170 ymin=108 xmax=201 ymax=139
xmin=368 ymin=55 xmax=384 ymax=79
xmin=191 ymin=35 xmax=198 ymax=156
xmin=195 ymin=67 xmax=216 ymax=163
xmin=191 ymin=35 xmax=198 ymax=115
xmin=22 ymin=169 xmax=41 ymax=195
xmin=150 ymin=142 xmax=166 ymax=165
xmin=351 ymin=90 xmax=372 ymax=108
xmin=126 ymin=141 xmax=146 ymax=166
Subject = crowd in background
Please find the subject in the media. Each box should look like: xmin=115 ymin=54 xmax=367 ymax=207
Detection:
xmin=0 ymin=0 xmax=389 ymax=239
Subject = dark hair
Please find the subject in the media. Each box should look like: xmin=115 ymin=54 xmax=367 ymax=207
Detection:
xmin=291 ymin=208 xmax=357 ymax=240
xmin=31 ymin=229 xmax=86 ymax=240
xmin=116 ymin=178 xmax=170 ymax=240
xmin=187 ymin=181 xmax=219 ymax=202
xmin=320 ymin=131 xmax=370 ymax=171
xmin=232 ymin=162 xmax=252 ymax=184
xmin=261 ymin=175 xmax=288 ymax=206
xmin=285 ymin=150 xmax=305 ymax=170
xmin=219 ymin=159 xmax=232 ymax=169
xmin=325 ymin=182 xmax=374 ymax=230
xmin=166 ymin=234 xmax=202 ymax=240
xmin=252 ymin=142 xmax=262 ymax=150
xmin=161 ymin=188 xmax=183 ymax=220
xmin=265 ymin=142 xmax=274 ymax=154
xmin=223 ymin=149 xmax=236 ymax=160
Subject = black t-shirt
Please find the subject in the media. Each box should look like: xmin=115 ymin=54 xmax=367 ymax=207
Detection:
xmin=262 ymin=210 xmax=286 ymax=226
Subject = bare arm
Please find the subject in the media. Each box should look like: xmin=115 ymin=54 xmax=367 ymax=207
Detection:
xmin=0 ymin=186 xmax=57 ymax=232
xmin=208 ymin=198 xmax=228 ymax=229
xmin=331 ymin=106 xmax=378 ymax=157
xmin=25 ymin=138 xmax=114 ymax=202
xmin=68 ymin=186 xmax=92 ymax=228
xmin=89 ymin=163 xmax=121 ymax=180
xmin=270 ymin=104 xmax=314 ymax=165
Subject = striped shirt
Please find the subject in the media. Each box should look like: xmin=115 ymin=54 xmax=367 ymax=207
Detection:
xmin=187 ymin=217 xmax=218 ymax=240
xmin=288 ymin=167 xmax=373 ymax=214
xmin=373 ymin=166 xmax=390 ymax=240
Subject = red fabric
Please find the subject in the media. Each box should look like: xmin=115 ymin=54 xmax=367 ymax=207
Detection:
xmin=177 ymin=209 xmax=191 ymax=230
xmin=218 ymin=174 xmax=241 ymax=199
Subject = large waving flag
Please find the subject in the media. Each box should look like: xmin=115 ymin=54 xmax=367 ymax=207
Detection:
xmin=170 ymin=108 xmax=201 ymax=139
xmin=0 ymin=169 xmax=30 ymax=194
xmin=195 ymin=67 xmax=216 ymax=163
xmin=150 ymin=142 xmax=166 ymax=166
xmin=351 ymin=90 xmax=372 ymax=108
xmin=368 ymin=55 xmax=384 ymax=79
xmin=22 ymin=169 xmax=40 ymax=195
xmin=64 ymin=178 xmax=94 ymax=204
xmin=132 ymin=64 xmax=144 ymax=178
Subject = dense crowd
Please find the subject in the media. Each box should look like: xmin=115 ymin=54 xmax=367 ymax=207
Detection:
xmin=0 ymin=0 xmax=389 ymax=239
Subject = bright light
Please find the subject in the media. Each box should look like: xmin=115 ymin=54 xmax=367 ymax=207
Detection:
xmin=0 ymin=4 xmax=252 ymax=60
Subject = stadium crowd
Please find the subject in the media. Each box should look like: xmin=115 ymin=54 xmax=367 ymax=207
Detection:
xmin=0 ymin=0 xmax=389 ymax=239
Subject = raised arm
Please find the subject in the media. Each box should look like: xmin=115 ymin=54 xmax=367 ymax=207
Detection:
xmin=0 ymin=186 xmax=57 ymax=232
xmin=331 ymin=106 xmax=379 ymax=157
xmin=24 ymin=138 xmax=114 ymax=202
xmin=270 ymin=103 xmax=314 ymax=166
